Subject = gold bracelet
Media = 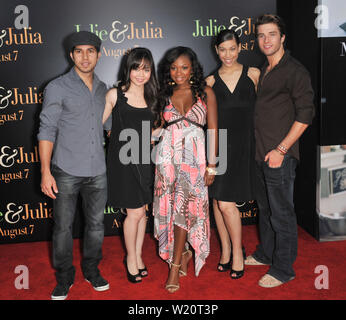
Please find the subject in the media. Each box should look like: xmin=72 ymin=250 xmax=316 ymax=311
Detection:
xmin=206 ymin=167 xmax=217 ymax=175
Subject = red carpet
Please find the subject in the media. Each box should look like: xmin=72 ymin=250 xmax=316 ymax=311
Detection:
xmin=0 ymin=225 xmax=345 ymax=300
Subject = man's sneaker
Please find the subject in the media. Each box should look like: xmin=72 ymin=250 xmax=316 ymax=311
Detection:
xmin=85 ymin=275 xmax=110 ymax=291
xmin=51 ymin=283 xmax=73 ymax=300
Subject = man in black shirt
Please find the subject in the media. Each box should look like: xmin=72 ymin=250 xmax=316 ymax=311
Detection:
xmin=245 ymin=14 xmax=315 ymax=288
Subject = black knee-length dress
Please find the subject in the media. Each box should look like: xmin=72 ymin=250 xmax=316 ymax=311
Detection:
xmin=107 ymin=87 xmax=154 ymax=208
xmin=209 ymin=65 xmax=256 ymax=202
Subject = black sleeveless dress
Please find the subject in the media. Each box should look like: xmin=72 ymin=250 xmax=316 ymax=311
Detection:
xmin=106 ymin=87 xmax=154 ymax=209
xmin=209 ymin=65 xmax=256 ymax=202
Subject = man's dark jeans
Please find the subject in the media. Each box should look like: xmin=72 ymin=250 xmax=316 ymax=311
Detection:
xmin=252 ymin=154 xmax=298 ymax=282
xmin=51 ymin=165 xmax=107 ymax=285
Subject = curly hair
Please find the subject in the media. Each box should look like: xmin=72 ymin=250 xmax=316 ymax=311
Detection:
xmin=157 ymin=46 xmax=206 ymax=113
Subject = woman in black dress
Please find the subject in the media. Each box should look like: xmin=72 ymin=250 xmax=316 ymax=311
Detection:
xmin=206 ymin=30 xmax=259 ymax=279
xmin=103 ymin=48 xmax=159 ymax=283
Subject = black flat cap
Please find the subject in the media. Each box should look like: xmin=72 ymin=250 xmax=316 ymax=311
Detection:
xmin=67 ymin=31 xmax=102 ymax=52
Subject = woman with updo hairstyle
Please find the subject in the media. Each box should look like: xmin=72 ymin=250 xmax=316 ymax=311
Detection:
xmin=153 ymin=46 xmax=218 ymax=293
xmin=206 ymin=29 xmax=260 ymax=279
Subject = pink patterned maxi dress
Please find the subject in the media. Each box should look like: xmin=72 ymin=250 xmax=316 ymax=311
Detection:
xmin=153 ymin=97 xmax=210 ymax=276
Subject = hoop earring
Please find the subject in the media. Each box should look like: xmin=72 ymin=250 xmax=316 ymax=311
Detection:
xmin=168 ymin=79 xmax=176 ymax=86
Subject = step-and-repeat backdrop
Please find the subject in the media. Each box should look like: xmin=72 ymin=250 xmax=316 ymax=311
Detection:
xmin=317 ymin=0 xmax=346 ymax=241
xmin=0 ymin=0 xmax=275 ymax=244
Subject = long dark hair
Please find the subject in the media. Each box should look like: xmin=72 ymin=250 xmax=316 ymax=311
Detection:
xmin=158 ymin=46 xmax=206 ymax=112
xmin=118 ymin=47 xmax=160 ymax=126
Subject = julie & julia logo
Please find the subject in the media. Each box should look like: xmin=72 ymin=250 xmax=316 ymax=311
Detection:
xmin=0 ymin=145 xmax=39 ymax=168
xmin=74 ymin=20 xmax=164 ymax=44
xmin=0 ymin=27 xmax=43 ymax=47
xmin=0 ymin=86 xmax=43 ymax=108
xmin=0 ymin=85 xmax=43 ymax=127
xmin=0 ymin=5 xmax=43 ymax=63
xmin=192 ymin=17 xmax=256 ymax=37
xmin=0 ymin=202 xmax=52 ymax=240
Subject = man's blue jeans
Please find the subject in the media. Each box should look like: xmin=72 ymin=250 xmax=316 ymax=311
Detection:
xmin=51 ymin=165 xmax=107 ymax=285
xmin=252 ymin=154 xmax=298 ymax=282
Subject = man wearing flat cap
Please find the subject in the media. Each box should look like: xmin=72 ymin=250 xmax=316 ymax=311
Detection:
xmin=38 ymin=31 xmax=109 ymax=300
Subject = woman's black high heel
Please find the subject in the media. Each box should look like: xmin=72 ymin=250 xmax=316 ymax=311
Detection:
xmin=218 ymin=246 xmax=246 ymax=272
xmin=229 ymin=246 xmax=246 ymax=279
xmin=230 ymin=248 xmax=245 ymax=279
xmin=138 ymin=266 xmax=148 ymax=278
xmin=217 ymin=260 xmax=231 ymax=272
xmin=123 ymin=258 xmax=142 ymax=283
xmin=230 ymin=267 xmax=245 ymax=279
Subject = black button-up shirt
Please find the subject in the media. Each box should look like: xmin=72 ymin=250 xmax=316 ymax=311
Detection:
xmin=37 ymin=67 xmax=108 ymax=177
xmin=254 ymin=51 xmax=315 ymax=161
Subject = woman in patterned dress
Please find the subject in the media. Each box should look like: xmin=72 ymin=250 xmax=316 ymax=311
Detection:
xmin=153 ymin=47 xmax=218 ymax=293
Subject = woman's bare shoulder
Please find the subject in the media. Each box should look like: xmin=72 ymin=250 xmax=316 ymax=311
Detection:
xmin=205 ymin=75 xmax=215 ymax=87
